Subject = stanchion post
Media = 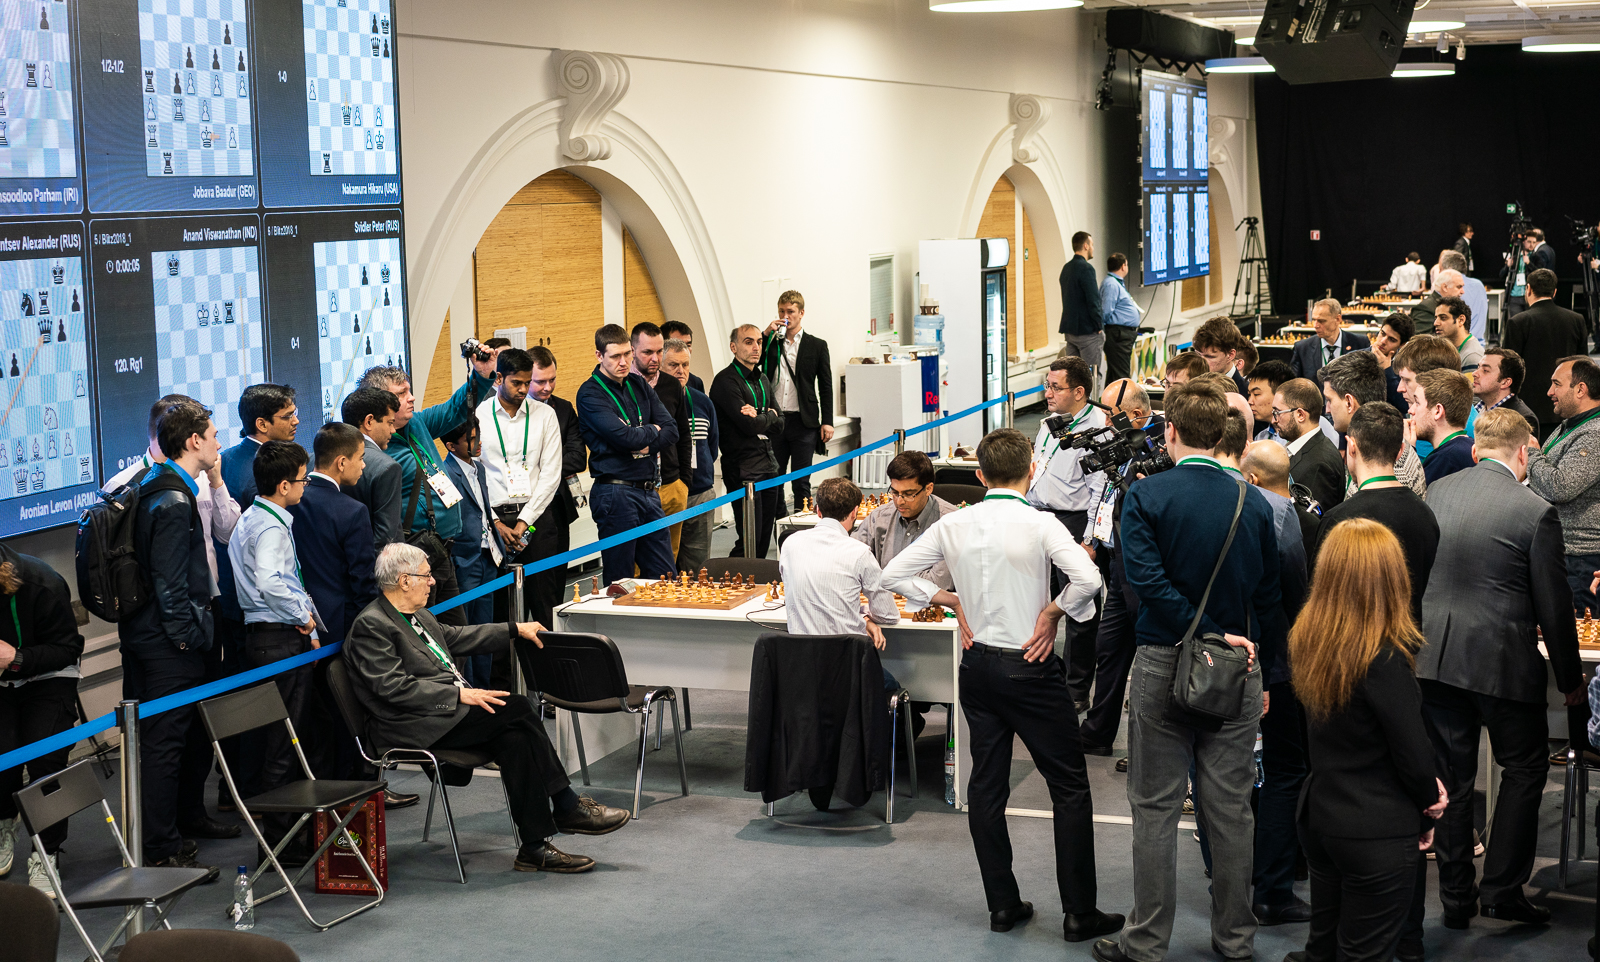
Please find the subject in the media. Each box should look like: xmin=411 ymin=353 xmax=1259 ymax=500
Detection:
xmin=117 ymin=700 xmax=143 ymax=936
xmin=742 ymin=482 xmax=757 ymax=551
xmin=511 ymin=565 xmax=527 ymax=697
xmin=893 ymin=429 xmax=905 ymax=456
xmin=1004 ymin=392 xmax=1015 ymax=429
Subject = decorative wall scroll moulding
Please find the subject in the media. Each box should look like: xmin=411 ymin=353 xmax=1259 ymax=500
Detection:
xmin=1008 ymin=93 xmax=1050 ymax=165
xmin=557 ymin=50 xmax=630 ymax=162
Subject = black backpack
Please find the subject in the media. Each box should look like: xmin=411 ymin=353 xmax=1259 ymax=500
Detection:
xmin=75 ymin=467 xmax=192 ymax=622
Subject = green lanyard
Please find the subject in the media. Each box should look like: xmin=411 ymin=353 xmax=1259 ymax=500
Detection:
xmin=590 ymin=374 xmax=641 ymax=426
xmin=983 ymin=491 xmax=1032 ymax=506
xmin=1478 ymin=458 xmax=1511 ymax=474
xmin=685 ymin=388 xmax=695 ymax=427
xmin=1357 ymin=474 xmax=1398 ymax=490
xmin=406 ymin=614 xmax=468 ymax=685
xmin=738 ymin=364 xmax=768 ymax=410
xmin=492 ymin=402 xmax=532 ymax=467
xmin=252 ymin=498 xmax=304 ymax=586
xmin=1041 ymin=407 xmax=1092 ymax=466
xmin=402 ymin=433 xmax=439 ymax=474
xmin=1176 ymin=456 xmax=1226 ymax=471
xmin=1426 ymin=431 xmax=1467 ymax=460
xmin=1455 ymin=332 xmax=1472 ymax=353
xmin=1546 ymin=408 xmax=1600 ymax=451
xmin=1220 ymin=465 xmax=1243 ymax=477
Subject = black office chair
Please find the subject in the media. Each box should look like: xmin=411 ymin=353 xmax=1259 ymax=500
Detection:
xmin=515 ymin=631 xmax=688 ymax=818
xmin=0 ymin=879 xmax=59 ymax=962
xmin=197 ymin=683 xmax=388 ymax=931
xmin=324 ymin=659 xmax=515 ymax=883
xmin=12 ymin=760 xmax=213 ymax=962
xmin=704 ymin=556 xmax=780 ymax=584
xmin=1560 ymin=709 xmax=1600 ymax=888
xmin=931 ymin=483 xmax=986 ymax=507
xmin=933 ymin=466 xmax=980 ymax=487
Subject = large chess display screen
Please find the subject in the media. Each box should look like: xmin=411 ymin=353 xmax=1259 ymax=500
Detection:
xmin=0 ymin=0 xmax=411 ymax=538
xmin=1139 ymin=69 xmax=1209 ymax=286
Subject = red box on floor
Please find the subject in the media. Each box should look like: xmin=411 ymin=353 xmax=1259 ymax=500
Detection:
xmin=314 ymin=792 xmax=388 ymax=894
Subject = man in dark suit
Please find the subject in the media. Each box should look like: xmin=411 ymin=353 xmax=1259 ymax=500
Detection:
xmin=344 ymin=543 xmax=630 ymax=873
xmin=1060 ymin=231 xmax=1105 ymax=386
xmin=759 ymin=291 xmax=833 ymax=511
xmin=1471 ymin=348 xmax=1539 ymax=435
xmin=712 ymin=323 xmax=784 ymax=558
xmin=1272 ymin=377 xmax=1345 ymax=510
xmin=341 ymin=387 xmax=404 ymax=553
xmin=1409 ymin=268 xmax=1465 ymax=333
xmin=528 ymin=346 xmax=585 ymax=629
xmin=1291 ymin=298 xmax=1369 ymax=382
xmin=1503 ymin=268 xmax=1589 ymax=436
xmin=1417 ymin=408 xmax=1584 ymax=928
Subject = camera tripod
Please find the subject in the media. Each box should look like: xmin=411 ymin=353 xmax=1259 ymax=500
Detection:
xmin=1231 ymin=216 xmax=1270 ymax=316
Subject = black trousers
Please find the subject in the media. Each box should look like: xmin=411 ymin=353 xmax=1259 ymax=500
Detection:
xmin=1079 ymin=548 xmax=1137 ymax=750
xmin=425 ymin=537 xmax=467 ymax=627
xmin=0 ymin=677 xmax=80 ymax=854
xmin=1044 ymin=509 xmax=1105 ymax=705
xmin=120 ymin=639 xmax=210 ymax=862
xmin=1104 ymin=325 xmax=1139 ymax=385
xmin=1419 ymin=679 xmax=1547 ymax=909
xmin=960 ymin=645 xmax=1097 ymax=914
xmin=1254 ymin=681 xmax=1309 ymax=907
xmin=770 ymin=412 xmax=819 ymax=509
xmin=526 ymin=503 xmax=569 ymax=630
xmin=725 ymin=466 xmax=779 ymax=559
xmin=243 ymin=624 xmax=315 ymax=839
xmin=429 ymin=695 xmax=569 ymax=842
xmin=1300 ymin=823 xmax=1419 ymax=962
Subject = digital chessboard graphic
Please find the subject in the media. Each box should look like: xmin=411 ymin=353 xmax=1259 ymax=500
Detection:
xmin=315 ymin=236 xmax=403 ymax=420
xmin=0 ymin=0 xmax=78 ymax=178
xmin=303 ymin=0 xmax=395 ymax=177
xmin=151 ymin=245 xmax=263 ymax=441
xmin=0 ymin=254 xmax=92 ymax=498
xmin=138 ymin=0 xmax=253 ymax=178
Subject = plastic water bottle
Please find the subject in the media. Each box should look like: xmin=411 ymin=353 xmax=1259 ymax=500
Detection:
xmin=231 ymin=866 xmax=254 ymax=930
xmin=1253 ymin=733 xmax=1265 ymax=789
xmin=944 ymin=731 xmax=956 ymax=805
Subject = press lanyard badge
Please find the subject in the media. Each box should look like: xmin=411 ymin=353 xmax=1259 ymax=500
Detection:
xmin=505 ymin=464 xmax=532 ymax=500
xmin=1091 ymin=481 xmax=1116 ymax=543
xmin=427 ymin=469 xmax=463 ymax=508
xmin=411 ymin=617 xmax=470 ymax=689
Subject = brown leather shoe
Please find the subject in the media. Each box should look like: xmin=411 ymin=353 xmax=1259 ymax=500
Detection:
xmin=513 ymin=841 xmax=594 ymax=873
xmin=553 ymin=796 xmax=630 ymax=836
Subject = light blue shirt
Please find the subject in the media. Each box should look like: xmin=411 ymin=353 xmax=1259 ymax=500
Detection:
xmin=154 ymin=460 xmax=198 ymax=497
xmin=1101 ymin=275 xmax=1140 ymax=328
xmin=228 ymin=499 xmax=317 ymax=627
xmin=1463 ymin=277 xmax=1489 ymax=343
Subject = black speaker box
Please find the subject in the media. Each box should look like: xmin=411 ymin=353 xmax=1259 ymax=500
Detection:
xmin=1106 ymin=9 xmax=1232 ymax=65
xmin=1254 ymin=0 xmax=1418 ymax=84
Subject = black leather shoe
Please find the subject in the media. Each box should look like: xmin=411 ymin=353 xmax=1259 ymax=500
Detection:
xmin=150 ymin=849 xmax=220 ymax=884
xmin=1091 ymin=938 xmax=1131 ymax=962
xmin=179 ymin=815 xmax=241 ymax=839
xmin=1441 ymin=902 xmax=1477 ymax=929
xmin=513 ymin=841 xmax=594 ymax=873
xmin=383 ymin=790 xmax=420 ymax=810
xmin=1397 ymin=938 xmax=1424 ymax=962
xmin=1254 ymin=896 xmax=1313 ymax=925
xmin=1116 ymin=757 xmax=1129 ymax=773
xmin=1065 ymin=909 xmax=1125 ymax=943
xmin=1083 ymin=744 xmax=1114 ymax=757
xmin=990 ymin=901 xmax=1033 ymax=932
xmin=553 ymin=796 xmax=631 ymax=836
xmin=1481 ymin=895 xmax=1552 ymax=925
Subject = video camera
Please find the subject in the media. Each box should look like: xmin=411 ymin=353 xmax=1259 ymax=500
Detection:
xmin=1506 ymin=201 xmax=1535 ymax=244
xmin=1043 ymin=406 xmax=1172 ymax=481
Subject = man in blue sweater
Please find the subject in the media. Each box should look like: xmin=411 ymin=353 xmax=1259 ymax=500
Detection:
xmin=359 ymin=351 xmax=499 ymax=621
xmin=1092 ymin=380 xmax=1285 ymax=962
xmin=576 ymin=324 xmax=680 ymax=585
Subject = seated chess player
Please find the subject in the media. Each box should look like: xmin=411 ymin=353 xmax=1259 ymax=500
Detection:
xmin=780 ymin=477 xmax=902 ymax=656
xmin=852 ymin=451 xmax=958 ymax=590
xmin=342 ymin=543 xmax=631 ymax=873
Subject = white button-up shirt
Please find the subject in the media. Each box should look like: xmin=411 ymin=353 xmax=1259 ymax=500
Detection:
xmin=1028 ymin=405 xmax=1107 ymax=513
xmin=778 ymin=517 xmax=900 ymax=636
xmin=105 ymin=452 xmax=239 ymax=593
xmin=774 ymin=331 xmax=803 ymax=413
xmin=1388 ymin=261 xmax=1426 ymax=293
xmin=474 ymin=394 xmax=563 ymax=529
xmin=882 ymin=492 xmax=1102 ymax=649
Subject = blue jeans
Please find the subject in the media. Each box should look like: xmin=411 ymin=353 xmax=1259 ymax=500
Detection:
xmin=1567 ymin=552 xmax=1600 ymax=617
xmin=590 ymin=482 xmax=676 ymax=587
xmin=453 ymin=546 xmax=499 ymax=688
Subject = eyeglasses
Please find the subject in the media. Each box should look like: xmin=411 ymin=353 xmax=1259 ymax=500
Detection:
xmin=286 ymin=477 xmax=310 ymax=485
xmin=1270 ymin=407 xmax=1305 ymax=419
xmin=888 ymin=484 xmax=929 ymax=502
xmin=400 ymin=568 xmax=434 ymax=582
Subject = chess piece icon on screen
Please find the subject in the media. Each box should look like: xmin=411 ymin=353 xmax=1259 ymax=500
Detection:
xmin=365 ymin=130 xmax=373 ymax=149
xmin=201 ymin=126 xmax=212 ymax=149
xmin=381 ymin=264 xmax=390 ymax=283
xmin=62 ymin=433 xmax=71 ymax=456
xmin=224 ymin=300 xmax=234 ymax=322
xmin=37 ymin=290 xmax=48 ymax=316
xmin=144 ymin=70 xmax=155 ymax=93
xmin=20 ymin=292 xmax=32 ymax=316
xmin=162 ymin=151 xmax=174 ymax=174
xmin=172 ymin=71 xmax=181 ymax=94
xmin=0 ymin=89 xmax=7 ymax=115
xmin=228 ymin=126 xmax=237 ymax=149
xmin=383 ymin=39 xmax=390 ymax=57
xmin=42 ymin=63 xmax=51 ymax=88
xmin=39 ymin=5 xmax=48 ymax=30
xmin=31 ymin=439 xmax=40 ymax=461
xmin=370 ymin=37 xmax=380 ymax=56
xmin=12 ymin=440 xmax=22 ymax=463
xmin=173 ymin=99 xmax=183 ymax=122
xmin=354 ymin=105 xmax=361 ymax=126
xmin=55 ymin=319 xmax=64 ymax=342
xmin=70 ymin=290 xmax=78 ymax=311
xmin=74 ymin=374 xmax=84 ymax=397
xmin=211 ymin=49 xmax=220 ymax=70
xmin=375 ymin=131 xmax=384 ymax=149
xmin=383 ymin=287 xmax=390 ymax=306
xmin=146 ymin=98 xmax=155 ymax=120
xmin=201 ymin=100 xmax=211 ymax=122
xmin=365 ymin=335 xmax=372 ymax=355
xmin=167 ymin=253 xmax=179 ymax=276
xmin=0 ymin=446 xmax=9 ymax=467
xmin=30 ymin=467 xmax=42 ymax=491
xmin=237 ymin=50 xmax=245 ymax=71
xmin=0 ymin=120 xmax=8 ymax=148
xmin=308 ymin=79 xmax=317 ymax=101
xmin=329 ymin=291 xmax=338 ymax=312
xmin=319 ymin=315 xmax=328 ymax=337
xmin=361 ymin=266 xmax=369 ymax=285
xmin=352 ymin=313 xmax=360 ymax=332
xmin=185 ymin=71 xmax=195 ymax=95
xmin=51 ymin=264 xmax=62 ymax=285
xmin=323 ymin=153 xmax=332 ymax=173
xmin=146 ymin=124 xmax=158 ymax=148
xmin=197 ymin=303 xmax=209 ymax=326
xmin=46 ymin=436 xmax=56 ymax=459
xmin=213 ymin=303 xmax=221 ymax=327
xmin=382 ymin=15 xmax=389 ymax=33
xmin=238 ymin=74 xmax=247 ymax=97
xmin=79 ymin=457 xmax=90 ymax=482
xmin=25 ymin=62 xmax=37 ymax=88
xmin=375 ymin=106 xmax=383 ymax=127
xmin=12 ymin=469 xmax=24 ymax=495
xmin=211 ymin=74 xmax=220 ymax=97
xmin=224 ymin=23 xmax=232 ymax=44
xmin=43 ymin=407 xmax=56 ymax=430
xmin=371 ymin=13 xmax=378 ymax=32
xmin=186 ymin=46 xmax=194 ymax=69
xmin=342 ymin=104 xmax=350 ymax=125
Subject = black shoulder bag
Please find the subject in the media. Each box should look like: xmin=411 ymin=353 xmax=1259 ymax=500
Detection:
xmin=1165 ymin=478 xmax=1257 ymax=733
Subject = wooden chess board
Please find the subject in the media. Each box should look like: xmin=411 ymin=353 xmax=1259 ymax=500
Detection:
xmin=612 ymin=582 xmax=770 ymax=611
xmin=1579 ymin=616 xmax=1600 ymax=650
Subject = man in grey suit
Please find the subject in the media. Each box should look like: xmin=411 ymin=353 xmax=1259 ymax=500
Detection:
xmin=342 ymin=387 xmax=405 ymax=553
xmin=1415 ymin=408 xmax=1585 ymax=930
xmin=343 ymin=543 xmax=631 ymax=874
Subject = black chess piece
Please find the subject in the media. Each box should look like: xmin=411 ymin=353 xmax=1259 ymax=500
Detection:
xmin=56 ymin=319 xmax=64 ymax=342
xmin=19 ymin=292 xmax=31 ymax=316
xmin=323 ymin=153 xmax=331 ymax=173
xmin=39 ymin=5 xmax=48 ymax=30
xmin=185 ymin=46 xmax=193 ymax=68
xmin=361 ymin=265 xmax=368 ymax=284
xmin=383 ymin=39 xmax=390 ymax=58
xmin=371 ymin=13 xmax=378 ymax=32
xmin=365 ymin=335 xmax=371 ymax=355
xmin=211 ymin=49 xmax=220 ymax=70
xmin=70 ymin=289 xmax=78 ymax=311
xmin=237 ymin=50 xmax=245 ymax=71
xmin=173 ymin=71 xmax=182 ymax=94
xmin=9 ymin=355 xmax=17 ymax=377
xmin=223 ymin=23 xmax=231 ymax=44
xmin=383 ymin=287 xmax=390 ymax=306
xmin=352 ymin=314 xmax=360 ymax=333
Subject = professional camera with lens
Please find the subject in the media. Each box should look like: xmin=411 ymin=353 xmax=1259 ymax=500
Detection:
xmin=1043 ymin=408 xmax=1172 ymax=481
xmin=460 ymin=337 xmax=494 ymax=363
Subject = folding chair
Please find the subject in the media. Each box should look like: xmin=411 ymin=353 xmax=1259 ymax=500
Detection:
xmin=197 ymin=683 xmax=387 ymax=931
xmin=515 ymin=631 xmax=688 ymax=818
xmin=12 ymin=760 xmax=212 ymax=962
xmin=324 ymin=658 xmax=517 ymax=882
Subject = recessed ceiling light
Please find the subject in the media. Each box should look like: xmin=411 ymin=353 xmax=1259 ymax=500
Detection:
xmin=928 ymin=0 xmax=1082 ymax=10
xmin=1393 ymin=62 xmax=1456 ymax=76
xmin=1234 ymin=34 xmax=1257 ymax=45
xmin=1523 ymin=34 xmax=1600 ymax=52
xmin=1409 ymin=19 xmax=1465 ymax=31
xmin=1205 ymin=56 xmax=1274 ymax=73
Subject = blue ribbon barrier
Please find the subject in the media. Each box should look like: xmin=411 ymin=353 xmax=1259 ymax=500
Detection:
xmin=0 ymin=383 xmax=1046 ymax=774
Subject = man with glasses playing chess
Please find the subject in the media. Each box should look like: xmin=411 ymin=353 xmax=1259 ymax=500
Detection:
xmin=852 ymin=451 xmax=959 ymax=593
xmin=343 ymin=543 xmax=631 ymax=874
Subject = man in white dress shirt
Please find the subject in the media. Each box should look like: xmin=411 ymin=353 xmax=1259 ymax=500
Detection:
xmin=883 ymin=427 xmax=1123 ymax=944
xmin=474 ymin=348 xmax=563 ymax=619
xmin=1029 ymin=356 xmax=1108 ymax=712
xmin=1389 ymin=252 xmax=1427 ymax=294
xmin=779 ymin=477 xmax=900 ymax=654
